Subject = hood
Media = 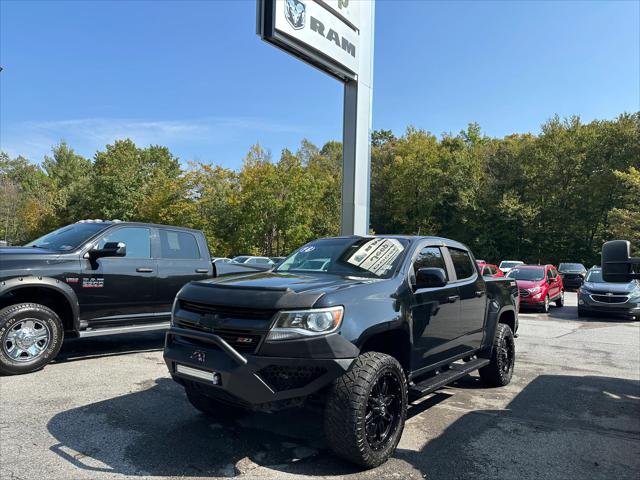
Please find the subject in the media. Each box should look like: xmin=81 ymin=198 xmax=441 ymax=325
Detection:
xmin=181 ymin=271 xmax=382 ymax=310
xmin=515 ymin=279 xmax=544 ymax=289
xmin=583 ymin=281 xmax=638 ymax=294
xmin=0 ymin=246 xmax=60 ymax=256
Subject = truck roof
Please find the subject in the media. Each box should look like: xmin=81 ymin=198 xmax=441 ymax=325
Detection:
xmin=75 ymin=219 xmax=203 ymax=233
xmin=324 ymin=235 xmax=471 ymax=251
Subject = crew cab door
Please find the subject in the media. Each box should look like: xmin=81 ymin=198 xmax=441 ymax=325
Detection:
xmin=409 ymin=245 xmax=462 ymax=368
xmin=446 ymin=247 xmax=487 ymax=352
xmin=155 ymin=229 xmax=211 ymax=319
xmin=78 ymin=226 xmax=157 ymax=326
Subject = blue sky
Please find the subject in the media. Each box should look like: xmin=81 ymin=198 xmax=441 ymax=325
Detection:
xmin=1 ymin=0 xmax=638 ymax=169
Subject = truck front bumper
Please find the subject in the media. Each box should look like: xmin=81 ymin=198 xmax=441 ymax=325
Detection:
xmin=163 ymin=327 xmax=354 ymax=408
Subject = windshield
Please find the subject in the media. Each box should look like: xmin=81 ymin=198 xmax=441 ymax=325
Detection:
xmin=500 ymin=261 xmax=522 ymax=269
xmin=276 ymin=237 xmax=408 ymax=279
xmin=25 ymin=223 xmax=109 ymax=251
xmin=559 ymin=263 xmax=585 ymax=271
xmin=585 ymin=270 xmax=604 ymax=283
xmin=232 ymin=256 xmax=250 ymax=263
xmin=508 ymin=268 xmax=545 ymax=281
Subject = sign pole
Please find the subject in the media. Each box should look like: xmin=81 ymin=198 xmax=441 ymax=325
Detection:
xmin=341 ymin=0 xmax=374 ymax=236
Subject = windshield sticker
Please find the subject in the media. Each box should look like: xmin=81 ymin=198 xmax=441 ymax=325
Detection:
xmin=300 ymin=245 xmax=316 ymax=253
xmin=346 ymin=239 xmax=404 ymax=275
xmin=82 ymin=277 xmax=104 ymax=288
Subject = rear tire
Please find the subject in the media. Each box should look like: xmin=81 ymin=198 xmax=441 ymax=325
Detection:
xmin=479 ymin=324 xmax=515 ymax=387
xmin=0 ymin=303 xmax=64 ymax=376
xmin=184 ymin=385 xmax=247 ymax=419
xmin=555 ymin=291 xmax=564 ymax=307
xmin=324 ymin=352 xmax=407 ymax=469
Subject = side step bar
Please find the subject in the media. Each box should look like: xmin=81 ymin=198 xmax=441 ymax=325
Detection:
xmin=409 ymin=358 xmax=490 ymax=401
xmin=78 ymin=321 xmax=170 ymax=338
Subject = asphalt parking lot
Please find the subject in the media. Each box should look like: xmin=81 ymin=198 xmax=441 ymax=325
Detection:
xmin=1 ymin=292 xmax=639 ymax=480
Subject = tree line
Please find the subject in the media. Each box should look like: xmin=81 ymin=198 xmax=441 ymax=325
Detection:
xmin=1 ymin=113 xmax=638 ymax=265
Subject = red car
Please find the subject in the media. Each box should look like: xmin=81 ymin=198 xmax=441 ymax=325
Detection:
xmin=507 ymin=264 xmax=564 ymax=313
xmin=477 ymin=262 xmax=505 ymax=278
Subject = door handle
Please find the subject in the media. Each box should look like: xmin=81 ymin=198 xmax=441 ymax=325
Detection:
xmin=475 ymin=290 xmax=485 ymax=297
xmin=447 ymin=295 xmax=459 ymax=303
xmin=136 ymin=267 xmax=154 ymax=273
xmin=195 ymin=268 xmax=209 ymax=273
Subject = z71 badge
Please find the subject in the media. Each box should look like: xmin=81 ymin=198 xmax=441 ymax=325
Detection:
xmin=82 ymin=277 xmax=104 ymax=288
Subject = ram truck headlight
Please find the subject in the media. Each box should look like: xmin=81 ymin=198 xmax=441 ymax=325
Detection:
xmin=266 ymin=306 xmax=344 ymax=342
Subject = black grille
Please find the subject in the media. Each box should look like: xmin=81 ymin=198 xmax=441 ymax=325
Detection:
xmin=180 ymin=301 xmax=276 ymax=321
xmin=175 ymin=318 xmax=263 ymax=353
xmin=257 ymin=365 xmax=327 ymax=392
xmin=591 ymin=294 xmax=628 ymax=304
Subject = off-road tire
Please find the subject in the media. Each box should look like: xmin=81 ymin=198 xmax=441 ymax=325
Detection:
xmin=479 ymin=323 xmax=515 ymax=387
xmin=555 ymin=291 xmax=565 ymax=307
xmin=184 ymin=384 xmax=247 ymax=419
xmin=0 ymin=303 xmax=64 ymax=376
xmin=324 ymin=352 xmax=408 ymax=469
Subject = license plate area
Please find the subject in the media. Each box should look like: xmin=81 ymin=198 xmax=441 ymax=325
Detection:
xmin=175 ymin=363 xmax=222 ymax=385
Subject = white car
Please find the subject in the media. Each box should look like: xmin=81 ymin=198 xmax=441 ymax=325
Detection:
xmin=499 ymin=260 xmax=524 ymax=274
xmin=232 ymin=256 xmax=274 ymax=266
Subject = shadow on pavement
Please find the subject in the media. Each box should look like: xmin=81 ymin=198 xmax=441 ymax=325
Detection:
xmin=46 ymin=374 xmax=640 ymax=478
xmin=54 ymin=331 xmax=165 ymax=363
xmin=397 ymin=374 xmax=640 ymax=480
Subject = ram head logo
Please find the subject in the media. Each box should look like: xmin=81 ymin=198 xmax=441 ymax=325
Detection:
xmin=285 ymin=0 xmax=306 ymax=30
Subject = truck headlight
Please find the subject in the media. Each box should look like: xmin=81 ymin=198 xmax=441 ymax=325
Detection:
xmin=266 ymin=306 xmax=344 ymax=342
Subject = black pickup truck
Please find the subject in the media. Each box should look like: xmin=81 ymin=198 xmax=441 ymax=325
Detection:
xmin=164 ymin=235 xmax=519 ymax=468
xmin=0 ymin=220 xmax=267 ymax=375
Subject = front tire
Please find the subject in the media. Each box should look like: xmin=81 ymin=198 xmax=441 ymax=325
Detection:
xmin=0 ymin=303 xmax=64 ymax=376
xmin=479 ymin=323 xmax=515 ymax=387
xmin=541 ymin=295 xmax=550 ymax=313
xmin=324 ymin=352 xmax=408 ymax=469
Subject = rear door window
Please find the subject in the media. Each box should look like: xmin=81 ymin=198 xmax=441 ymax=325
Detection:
xmin=159 ymin=230 xmax=200 ymax=259
xmin=449 ymin=248 xmax=475 ymax=280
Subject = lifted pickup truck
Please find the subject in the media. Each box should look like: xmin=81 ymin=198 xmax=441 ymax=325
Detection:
xmin=164 ymin=235 xmax=519 ymax=468
xmin=0 ymin=220 xmax=268 ymax=375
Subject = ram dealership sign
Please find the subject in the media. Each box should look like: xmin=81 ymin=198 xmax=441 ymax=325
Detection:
xmin=258 ymin=0 xmax=365 ymax=80
xmin=258 ymin=0 xmax=375 ymax=236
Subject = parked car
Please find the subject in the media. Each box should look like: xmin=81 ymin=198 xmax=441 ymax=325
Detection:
xmin=164 ymin=235 xmax=518 ymax=468
xmin=507 ymin=264 xmax=564 ymax=312
xmin=270 ymin=256 xmax=286 ymax=265
xmin=212 ymin=257 xmax=232 ymax=264
xmin=558 ymin=263 xmax=587 ymax=289
xmin=475 ymin=259 xmax=487 ymax=264
xmin=0 ymin=220 xmax=271 ymax=375
xmin=499 ymin=260 xmax=524 ymax=274
xmin=577 ymin=267 xmax=640 ymax=320
xmin=232 ymin=256 xmax=274 ymax=266
xmin=477 ymin=262 xmax=505 ymax=278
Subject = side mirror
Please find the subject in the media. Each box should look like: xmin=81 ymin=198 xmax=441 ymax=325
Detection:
xmin=89 ymin=242 xmax=126 ymax=259
xmin=602 ymin=240 xmax=640 ymax=282
xmin=415 ymin=267 xmax=448 ymax=289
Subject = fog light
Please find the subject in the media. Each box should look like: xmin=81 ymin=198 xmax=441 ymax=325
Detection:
xmin=578 ymin=299 xmax=584 ymax=305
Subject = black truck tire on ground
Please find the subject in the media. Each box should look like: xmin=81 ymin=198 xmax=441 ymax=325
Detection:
xmin=479 ymin=323 xmax=515 ymax=387
xmin=324 ymin=352 xmax=408 ymax=469
xmin=0 ymin=303 xmax=64 ymax=376
xmin=184 ymin=384 xmax=247 ymax=419
xmin=556 ymin=290 xmax=565 ymax=307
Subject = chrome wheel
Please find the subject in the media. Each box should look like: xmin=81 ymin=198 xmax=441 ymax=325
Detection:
xmin=3 ymin=319 xmax=51 ymax=362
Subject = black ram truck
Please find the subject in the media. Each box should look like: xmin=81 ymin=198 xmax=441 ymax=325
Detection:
xmin=0 ymin=220 xmax=268 ymax=375
xmin=164 ymin=235 xmax=519 ymax=468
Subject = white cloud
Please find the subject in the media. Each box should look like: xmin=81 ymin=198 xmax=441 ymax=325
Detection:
xmin=1 ymin=116 xmax=306 ymax=162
